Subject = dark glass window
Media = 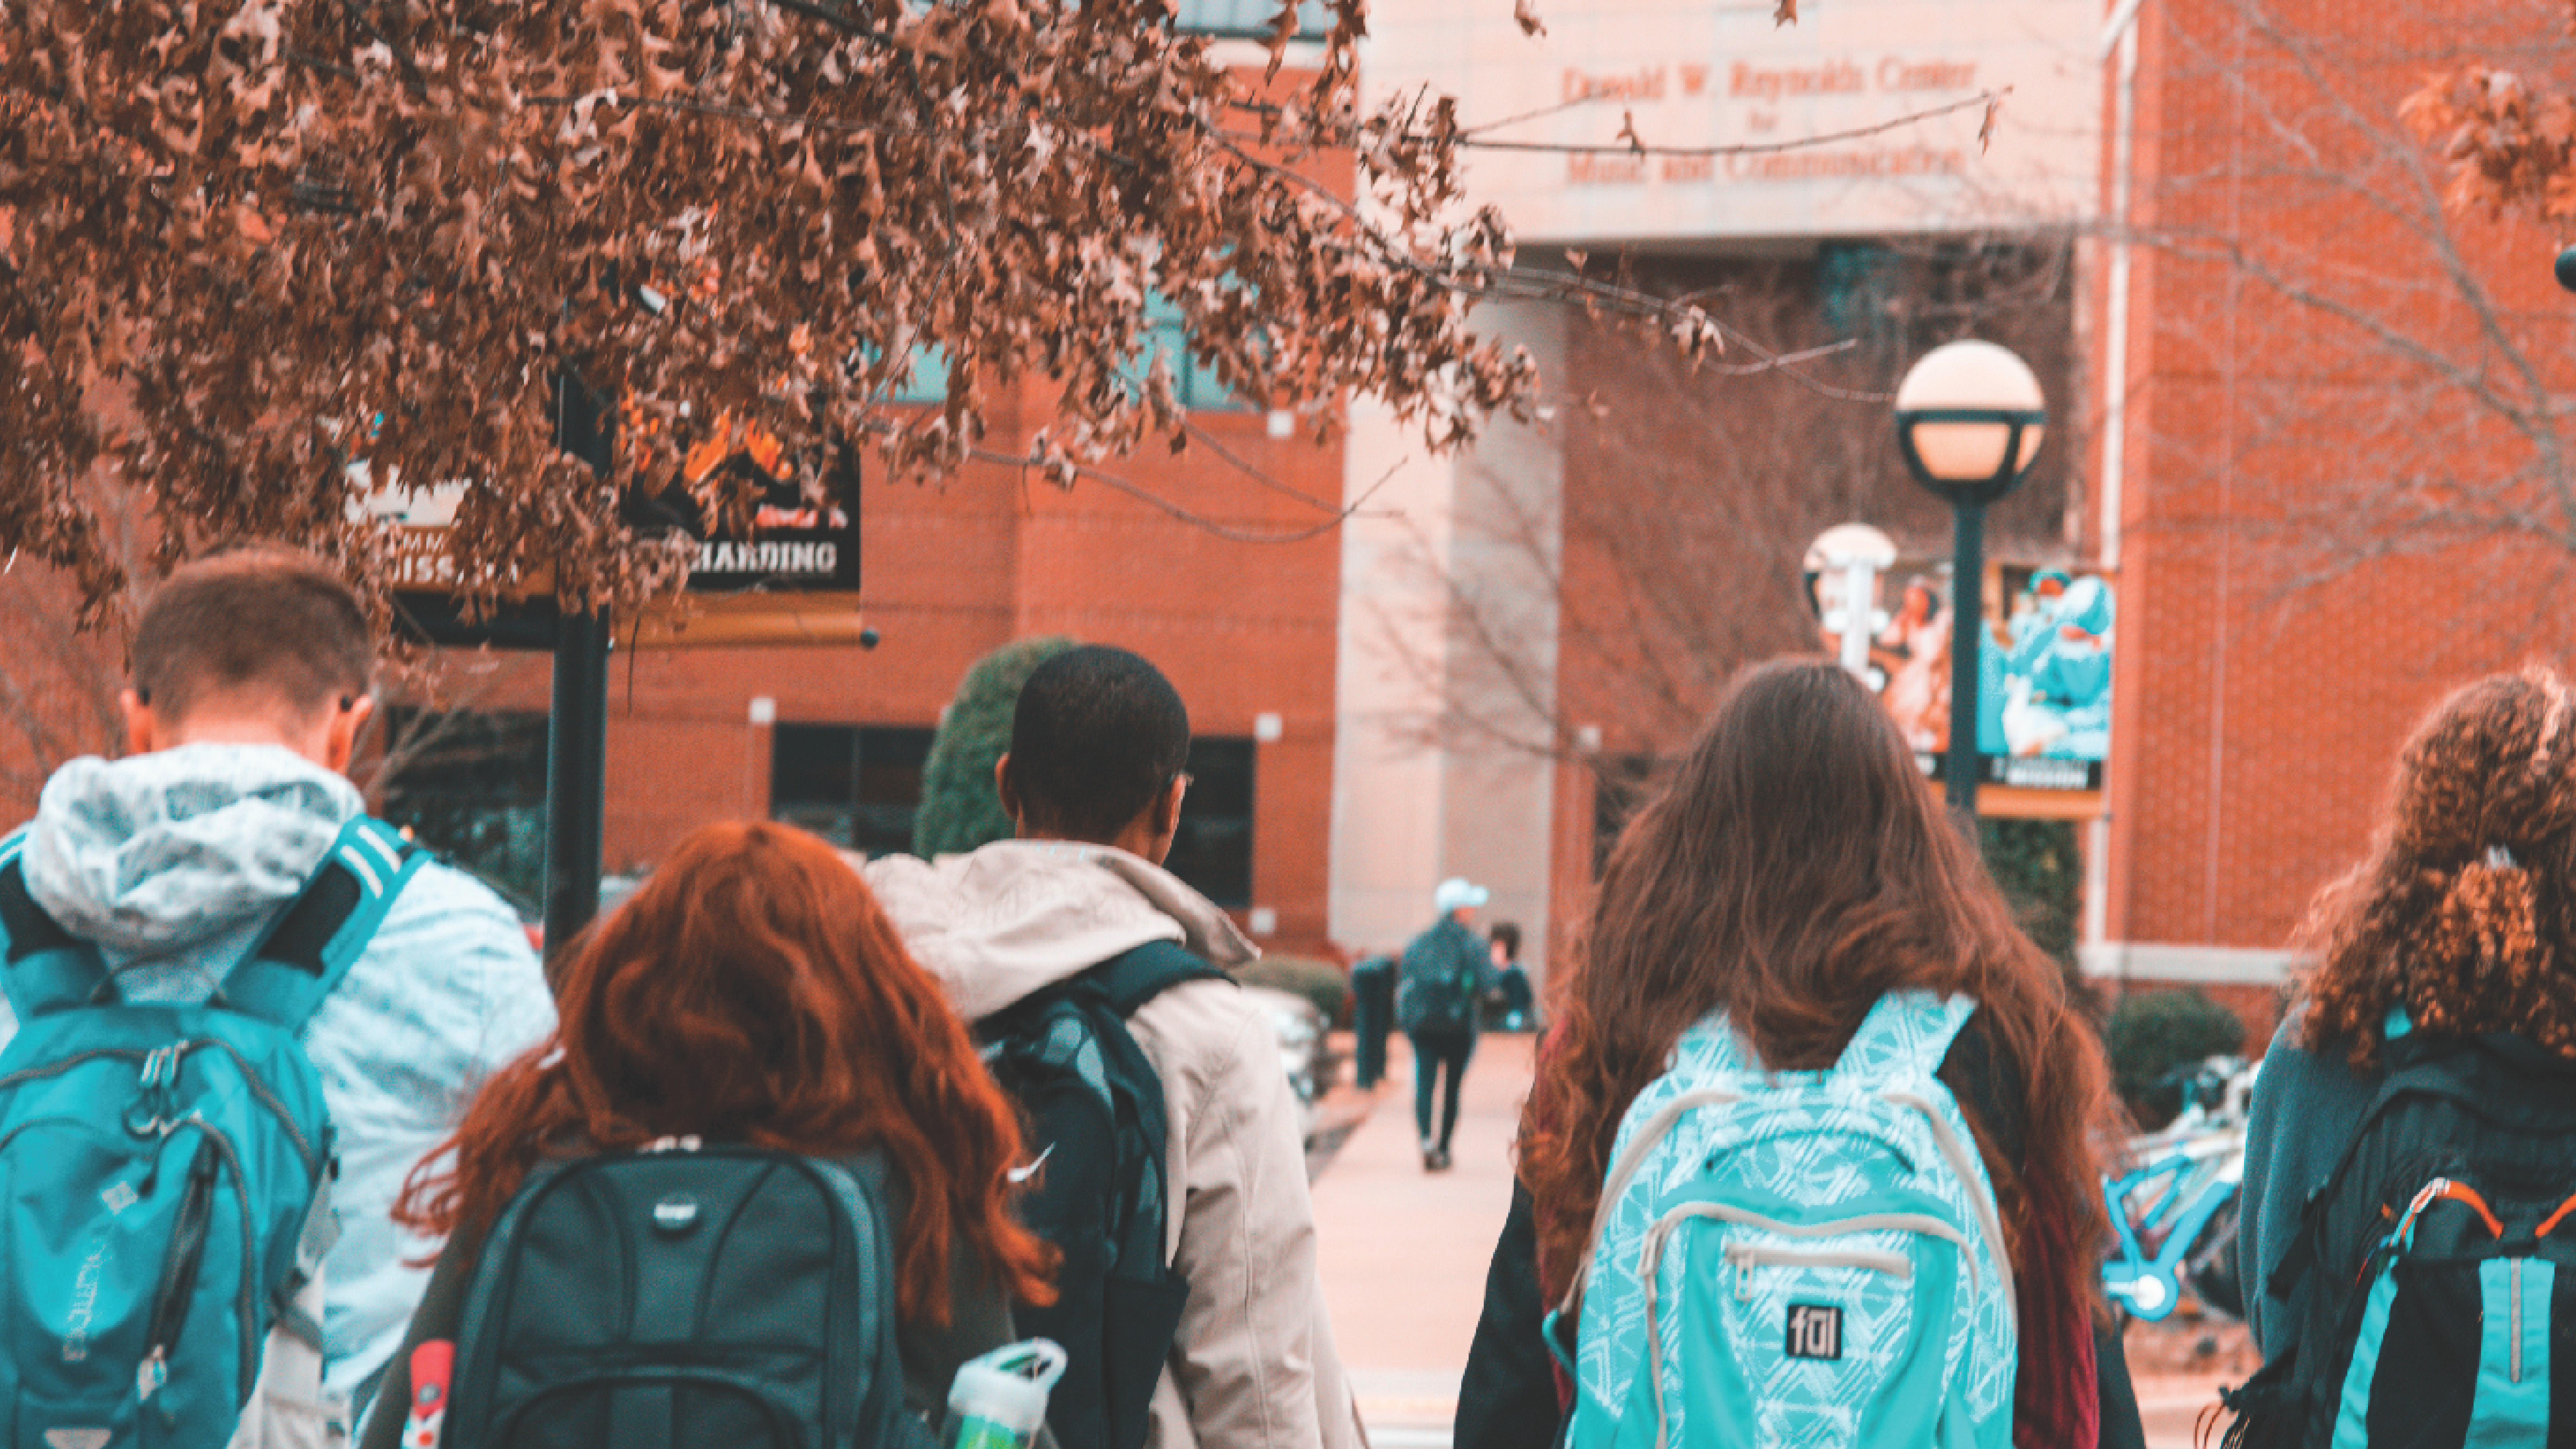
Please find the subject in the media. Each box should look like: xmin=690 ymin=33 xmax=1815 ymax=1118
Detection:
xmin=772 ymin=724 xmax=937 ymax=858
xmin=1168 ymin=737 xmax=1255 ymax=908
xmin=1591 ymin=753 xmax=1662 ymax=877
xmin=376 ymin=709 xmax=550 ymax=917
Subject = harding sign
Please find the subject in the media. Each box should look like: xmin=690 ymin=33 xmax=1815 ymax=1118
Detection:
xmin=1364 ymin=0 xmax=2100 ymax=244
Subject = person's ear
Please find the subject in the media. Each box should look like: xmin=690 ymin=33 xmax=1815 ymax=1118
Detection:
xmin=322 ymin=695 xmax=375 ymax=775
xmin=994 ymin=753 xmax=1023 ymax=831
xmin=119 ymin=689 xmax=156 ymax=757
xmin=1155 ymin=772 xmax=1189 ymax=838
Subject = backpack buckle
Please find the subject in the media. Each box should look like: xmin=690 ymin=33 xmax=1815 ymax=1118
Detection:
xmin=123 ymin=1044 xmax=193 ymax=1138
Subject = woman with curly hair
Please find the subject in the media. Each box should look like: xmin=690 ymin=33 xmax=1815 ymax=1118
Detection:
xmin=357 ymin=820 xmax=1056 ymax=1448
xmin=1456 ymin=658 xmax=2142 ymax=1449
xmin=2240 ymin=668 xmax=2576 ymax=1358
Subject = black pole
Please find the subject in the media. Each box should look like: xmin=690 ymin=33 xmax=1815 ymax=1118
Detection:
xmin=544 ymin=606 xmax=611 ymax=959
xmin=1946 ymin=498 xmax=1986 ymax=831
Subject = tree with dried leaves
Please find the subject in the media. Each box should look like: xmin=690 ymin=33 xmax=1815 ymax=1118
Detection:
xmin=10 ymin=0 xmax=1753 ymax=624
xmin=1383 ymin=245 xmax=2080 ymax=768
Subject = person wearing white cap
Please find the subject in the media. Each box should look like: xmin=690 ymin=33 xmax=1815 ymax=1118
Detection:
xmin=1397 ymin=876 xmax=1493 ymax=1170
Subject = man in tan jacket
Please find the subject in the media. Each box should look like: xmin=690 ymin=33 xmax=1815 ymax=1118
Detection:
xmin=865 ymin=645 xmax=1366 ymax=1449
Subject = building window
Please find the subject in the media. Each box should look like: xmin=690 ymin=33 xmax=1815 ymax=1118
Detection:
xmin=772 ymin=723 xmax=937 ymax=858
xmin=376 ymin=708 xmax=550 ymax=917
xmin=1169 ymin=737 xmax=1255 ymax=908
xmin=1174 ymin=0 xmax=1326 ymax=38
xmin=887 ymin=294 xmax=1244 ymax=411
xmin=1591 ymin=753 xmax=1662 ymax=877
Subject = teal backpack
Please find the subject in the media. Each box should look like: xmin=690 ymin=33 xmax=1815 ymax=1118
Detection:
xmin=1555 ymin=991 xmax=2016 ymax=1449
xmin=0 ymin=817 xmax=420 ymax=1447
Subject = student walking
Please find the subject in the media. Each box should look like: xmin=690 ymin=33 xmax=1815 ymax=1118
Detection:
xmin=1456 ymin=658 xmax=2143 ymax=1449
xmin=864 ymin=645 xmax=1362 ymax=1449
xmin=363 ymin=821 xmax=1056 ymax=1449
xmin=2228 ymin=669 xmax=2576 ymax=1446
xmin=0 ymin=546 xmax=554 ymax=1446
xmin=1399 ymin=877 xmax=1492 ymax=1170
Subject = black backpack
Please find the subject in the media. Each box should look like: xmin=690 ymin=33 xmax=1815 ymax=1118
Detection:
xmin=1395 ymin=924 xmax=1478 ymax=1033
xmin=975 ymin=940 xmax=1225 ymax=1449
xmin=442 ymin=1143 xmax=935 ymax=1449
xmin=2222 ymin=1028 xmax=2576 ymax=1448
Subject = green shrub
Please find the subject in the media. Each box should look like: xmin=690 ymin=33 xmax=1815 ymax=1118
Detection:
xmin=1977 ymin=817 xmax=2099 ymax=1020
xmin=2105 ymin=988 xmax=2248 ymax=1125
xmin=911 ymin=636 xmax=1078 ymax=858
xmin=1236 ymin=955 xmax=1351 ymax=1029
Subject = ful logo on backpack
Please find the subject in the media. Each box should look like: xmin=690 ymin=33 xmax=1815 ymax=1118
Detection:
xmin=0 ymin=819 xmax=418 ymax=1448
xmin=1555 ymin=991 xmax=2016 ymax=1449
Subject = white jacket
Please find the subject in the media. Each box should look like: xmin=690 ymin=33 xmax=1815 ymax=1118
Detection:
xmin=864 ymin=841 xmax=1366 ymax=1449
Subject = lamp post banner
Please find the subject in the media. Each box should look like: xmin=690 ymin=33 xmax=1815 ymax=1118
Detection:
xmin=1806 ymin=552 xmax=2113 ymax=803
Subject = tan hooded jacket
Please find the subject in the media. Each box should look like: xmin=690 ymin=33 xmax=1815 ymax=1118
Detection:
xmin=863 ymin=841 xmax=1367 ymax=1449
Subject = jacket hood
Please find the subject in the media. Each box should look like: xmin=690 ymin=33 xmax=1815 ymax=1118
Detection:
xmin=861 ymin=839 xmax=1257 ymax=1019
xmin=22 ymin=743 xmax=362 ymax=962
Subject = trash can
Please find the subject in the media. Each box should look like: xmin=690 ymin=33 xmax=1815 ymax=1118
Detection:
xmin=1350 ymin=954 xmax=1395 ymax=1088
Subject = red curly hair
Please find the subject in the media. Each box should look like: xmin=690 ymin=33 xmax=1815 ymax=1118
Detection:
xmin=394 ymin=820 xmax=1055 ymax=1323
xmin=2297 ymin=668 xmax=2576 ymax=1069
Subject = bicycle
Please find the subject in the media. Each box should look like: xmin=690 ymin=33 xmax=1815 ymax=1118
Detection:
xmin=2101 ymin=1055 xmax=2255 ymax=1322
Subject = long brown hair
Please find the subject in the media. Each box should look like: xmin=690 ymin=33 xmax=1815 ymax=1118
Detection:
xmin=1520 ymin=658 xmax=2111 ymax=1296
xmin=2297 ymin=668 xmax=2576 ymax=1068
xmin=394 ymin=820 xmax=1055 ymax=1323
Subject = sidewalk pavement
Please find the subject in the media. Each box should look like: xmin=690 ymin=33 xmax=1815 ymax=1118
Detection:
xmin=1313 ymin=1031 xmax=1535 ymax=1449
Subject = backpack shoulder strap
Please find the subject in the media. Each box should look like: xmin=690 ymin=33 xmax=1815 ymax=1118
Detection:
xmin=1088 ymin=937 xmax=1228 ymax=1018
xmin=218 ymin=816 xmax=426 ymax=1032
xmin=1832 ymin=990 xmax=1976 ymax=1083
xmin=0 ymin=827 xmax=113 ymax=1019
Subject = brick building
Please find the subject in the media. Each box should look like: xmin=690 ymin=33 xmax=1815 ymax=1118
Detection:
xmin=2081 ymin=0 xmax=2576 ymax=1037
xmin=14 ymin=2 xmax=2570 ymax=1011
xmin=373 ymin=331 xmax=1351 ymax=950
xmin=1350 ymin=0 xmax=2576 ymax=1034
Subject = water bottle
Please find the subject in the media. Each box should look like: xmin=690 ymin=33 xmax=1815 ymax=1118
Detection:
xmin=946 ymin=1339 xmax=1067 ymax=1449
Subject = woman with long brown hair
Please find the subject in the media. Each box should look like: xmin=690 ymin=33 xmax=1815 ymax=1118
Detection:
xmin=1456 ymin=658 xmax=2141 ymax=1449
xmin=358 ymin=820 xmax=1055 ymax=1447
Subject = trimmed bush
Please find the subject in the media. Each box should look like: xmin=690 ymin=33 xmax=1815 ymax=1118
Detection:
xmin=911 ymin=636 xmax=1078 ymax=859
xmin=2106 ymin=987 xmax=2248 ymax=1126
xmin=1236 ymin=955 xmax=1351 ymax=1029
xmin=1979 ymin=817 xmax=2098 ymax=1019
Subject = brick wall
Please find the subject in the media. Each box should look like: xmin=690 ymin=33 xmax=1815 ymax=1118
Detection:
xmin=2101 ymin=0 xmax=2576 ymax=971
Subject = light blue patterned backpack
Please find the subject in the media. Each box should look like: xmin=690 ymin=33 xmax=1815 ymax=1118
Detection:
xmin=1555 ymin=991 xmax=2016 ymax=1449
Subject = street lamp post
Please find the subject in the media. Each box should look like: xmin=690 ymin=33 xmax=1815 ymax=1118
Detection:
xmin=1894 ymin=340 xmax=2047 ymax=826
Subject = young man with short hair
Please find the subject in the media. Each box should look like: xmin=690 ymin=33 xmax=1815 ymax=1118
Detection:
xmin=0 ymin=546 xmax=555 ymax=1430
xmin=865 ymin=644 xmax=1363 ymax=1449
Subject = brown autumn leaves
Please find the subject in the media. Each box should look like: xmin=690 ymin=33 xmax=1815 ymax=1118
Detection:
xmin=2403 ymin=1 xmax=2576 ymax=225
xmin=0 ymin=0 xmax=1580 ymax=621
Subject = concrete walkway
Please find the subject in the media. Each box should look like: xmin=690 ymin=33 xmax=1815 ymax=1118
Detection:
xmin=1313 ymin=1031 xmax=1536 ymax=1449
xmin=1308 ymin=1028 xmax=2229 ymax=1449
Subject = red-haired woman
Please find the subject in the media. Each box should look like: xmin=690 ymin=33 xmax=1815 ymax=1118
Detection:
xmin=357 ymin=820 xmax=1055 ymax=1448
xmin=1456 ymin=658 xmax=2145 ymax=1449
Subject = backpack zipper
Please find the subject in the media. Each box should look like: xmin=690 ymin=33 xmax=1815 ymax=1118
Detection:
xmin=170 ymin=1114 xmax=264 ymax=1397
xmin=1719 ymin=1241 xmax=1913 ymax=1298
xmin=136 ymin=1138 xmax=222 ymax=1402
xmin=1639 ymin=1204 xmax=1976 ymax=1449
xmin=2513 ymin=1257 xmax=2525 ymax=1383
